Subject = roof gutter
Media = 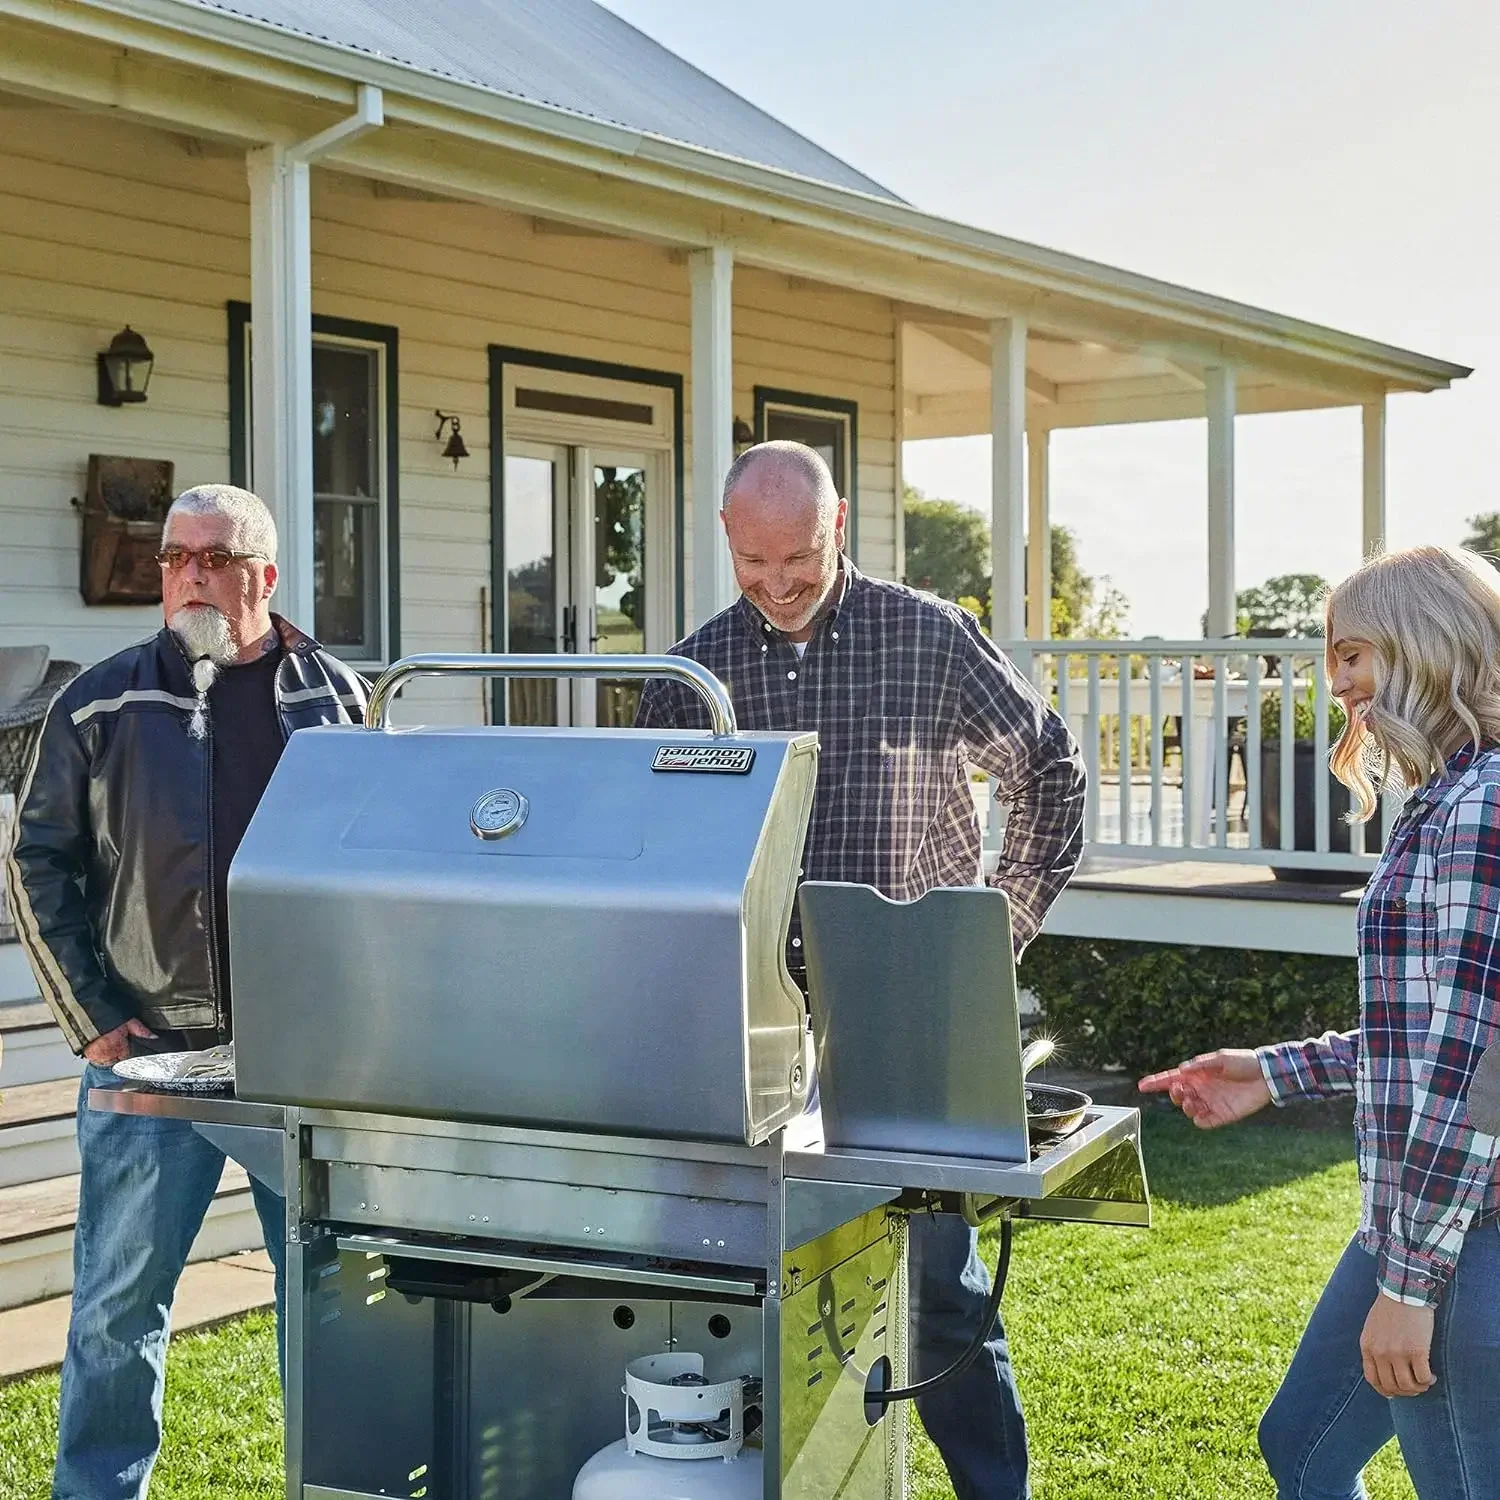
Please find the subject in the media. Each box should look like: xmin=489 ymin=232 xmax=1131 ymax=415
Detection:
xmin=285 ymin=76 xmax=383 ymax=162
xmin=22 ymin=0 xmax=1474 ymax=391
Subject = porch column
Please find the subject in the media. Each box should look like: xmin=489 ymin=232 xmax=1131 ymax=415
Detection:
xmin=1362 ymin=396 xmax=1386 ymax=558
xmin=690 ymin=244 xmax=736 ymax=626
xmin=246 ymin=86 xmax=382 ymax=632
xmin=1205 ymin=365 xmax=1237 ymax=637
xmin=893 ymin=319 xmax=907 ymax=582
xmin=1026 ymin=428 xmax=1051 ymax=639
xmin=990 ymin=316 xmax=1027 ymax=639
xmin=248 ymin=147 xmax=315 ymax=627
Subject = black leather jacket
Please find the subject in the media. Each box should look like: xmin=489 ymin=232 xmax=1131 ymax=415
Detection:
xmin=4 ymin=616 xmax=368 ymax=1052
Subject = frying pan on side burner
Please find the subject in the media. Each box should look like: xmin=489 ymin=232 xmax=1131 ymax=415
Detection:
xmin=1020 ymin=1038 xmax=1092 ymax=1141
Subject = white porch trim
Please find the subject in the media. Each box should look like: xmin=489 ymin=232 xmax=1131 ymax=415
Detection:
xmin=1204 ymin=365 xmax=1237 ymax=637
xmin=247 ymin=84 xmax=382 ymax=628
xmin=1045 ymin=884 xmax=1356 ymax=958
xmin=1362 ymin=397 xmax=1387 ymax=558
xmin=990 ymin=316 xmax=1027 ymax=638
xmin=689 ymin=244 xmax=736 ymax=626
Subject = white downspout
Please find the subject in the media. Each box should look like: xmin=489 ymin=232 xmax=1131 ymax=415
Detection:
xmin=248 ymin=85 xmax=384 ymax=633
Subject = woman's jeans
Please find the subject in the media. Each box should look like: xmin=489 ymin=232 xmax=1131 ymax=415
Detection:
xmin=1259 ymin=1224 xmax=1500 ymax=1499
xmin=51 ymin=1064 xmax=287 ymax=1500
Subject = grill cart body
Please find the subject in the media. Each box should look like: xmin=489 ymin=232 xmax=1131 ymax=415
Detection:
xmin=90 ymin=655 xmax=1148 ymax=1500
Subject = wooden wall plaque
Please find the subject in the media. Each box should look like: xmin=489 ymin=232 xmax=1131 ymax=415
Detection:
xmin=78 ymin=455 xmax=174 ymax=605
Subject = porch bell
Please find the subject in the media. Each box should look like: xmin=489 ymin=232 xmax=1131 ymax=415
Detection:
xmin=434 ymin=410 xmax=469 ymax=469
xmin=96 ymin=325 xmax=154 ymax=406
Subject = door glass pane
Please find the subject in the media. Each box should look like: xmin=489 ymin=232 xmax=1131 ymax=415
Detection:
xmin=593 ymin=464 xmax=646 ymax=727
xmin=314 ymin=498 xmax=379 ymax=651
xmin=504 ymin=454 xmax=559 ymax=725
xmin=764 ymin=410 xmax=846 ymax=494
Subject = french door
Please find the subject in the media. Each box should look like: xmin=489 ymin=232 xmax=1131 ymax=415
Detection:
xmin=501 ymin=442 xmax=664 ymax=727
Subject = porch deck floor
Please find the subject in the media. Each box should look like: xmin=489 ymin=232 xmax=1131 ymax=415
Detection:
xmin=1069 ymin=854 xmax=1364 ymax=906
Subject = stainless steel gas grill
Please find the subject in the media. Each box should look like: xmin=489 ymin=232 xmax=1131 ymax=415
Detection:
xmin=91 ymin=654 xmax=1149 ymax=1500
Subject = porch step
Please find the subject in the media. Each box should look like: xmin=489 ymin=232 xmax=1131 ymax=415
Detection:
xmin=0 ymin=1165 xmax=265 ymax=1311
xmin=0 ymin=1249 xmax=277 ymax=1384
xmin=0 ymin=949 xmax=267 ymax=1314
xmin=0 ymin=1078 xmax=79 ymax=1187
xmin=2 ymin=1001 xmax=81 ymax=1089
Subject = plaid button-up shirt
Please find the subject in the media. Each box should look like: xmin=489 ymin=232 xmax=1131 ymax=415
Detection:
xmin=1258 ymin=742 xmax=1500 ymax=1307
xmin=636 ymin=561 xmax=1085 ymax=973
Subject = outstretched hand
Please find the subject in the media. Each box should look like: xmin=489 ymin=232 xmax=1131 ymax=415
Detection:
xmin=1138 ymin=1048 xmax=1272 ymax=1129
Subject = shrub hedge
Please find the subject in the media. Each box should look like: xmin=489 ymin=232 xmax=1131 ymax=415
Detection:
xmin=1019 ymin=935 xmax=1358 ymax=1078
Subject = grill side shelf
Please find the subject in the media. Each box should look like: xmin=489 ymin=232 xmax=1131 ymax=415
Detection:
xmin=87 ymin=1083 xmax=287 ymax=1131
xmin=782 ymin=1104 xmax=1148 ymax=1227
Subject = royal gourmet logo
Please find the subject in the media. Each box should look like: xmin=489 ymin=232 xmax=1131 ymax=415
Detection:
xmin=651 ymin=745 xmax=757 ymax=774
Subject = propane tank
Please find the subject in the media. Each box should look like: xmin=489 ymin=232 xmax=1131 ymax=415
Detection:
xmin=572 ymin=1352 xmax=763 ymax=1500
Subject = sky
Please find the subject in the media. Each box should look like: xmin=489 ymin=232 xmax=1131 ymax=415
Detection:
xmin=598 ymin=0 xmax=1499 ymax=636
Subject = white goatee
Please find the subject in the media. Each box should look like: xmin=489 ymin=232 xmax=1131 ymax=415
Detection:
xmin=169 ymin=606 xmax=236 ymax=740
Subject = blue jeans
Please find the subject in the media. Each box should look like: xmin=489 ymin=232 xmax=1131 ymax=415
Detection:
xmin=804 ymin=1032 xmax=1028 ymax=1500
xmin=1259 ymin=1225 xmax=1500 ymax=1499
xmin=52 ymin=1065 xmax=287 ymax=1500
xmin=909 ymin=1211 xmax=1030 ymax=1500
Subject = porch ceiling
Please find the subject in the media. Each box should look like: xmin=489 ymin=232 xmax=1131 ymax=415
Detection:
xmin=901 ymin=320 xmax=1349 ymax=438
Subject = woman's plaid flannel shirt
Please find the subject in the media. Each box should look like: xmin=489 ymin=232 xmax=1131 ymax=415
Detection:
xmin=1257 ymin=742 xmax=1500 ymax=1308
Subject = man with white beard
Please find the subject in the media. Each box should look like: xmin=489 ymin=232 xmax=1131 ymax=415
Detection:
xmin=4 ymin=484 xmax=368 ymax=1500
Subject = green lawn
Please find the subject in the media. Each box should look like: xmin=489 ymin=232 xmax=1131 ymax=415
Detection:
xmin=0 ymin=1108 xmax=1417 ymax=1499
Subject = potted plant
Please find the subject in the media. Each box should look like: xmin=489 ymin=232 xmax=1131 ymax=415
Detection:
xmin=1259 ymin=687 xmax=1354 ymax=881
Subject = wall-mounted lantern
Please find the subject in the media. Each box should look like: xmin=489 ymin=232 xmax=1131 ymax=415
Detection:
xmin=435 ymin=410 xmax=469 ymax=469
xmin=97 ymin=326 xmax=155 ymax=406
xmin=732 ymin=417 xmax=755 ymax=455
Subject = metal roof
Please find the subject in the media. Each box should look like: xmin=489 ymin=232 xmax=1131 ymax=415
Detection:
xmin=163 ymin=0 xmax=902 ymax=201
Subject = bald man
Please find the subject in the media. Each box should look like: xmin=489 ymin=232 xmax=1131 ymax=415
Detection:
xmin=636 ymin=441 xmax=1085 ymax=1500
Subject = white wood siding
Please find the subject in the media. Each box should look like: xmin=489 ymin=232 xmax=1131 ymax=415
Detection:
xmin=0 ymin=114 xmax=897 ymax=724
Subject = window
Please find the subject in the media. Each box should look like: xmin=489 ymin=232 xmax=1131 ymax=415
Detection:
xmin=754 ymin=387 xmax=858 ymax=556
xmin=228 ymin=304 xmax=400 ymax=668
xmin=312 ymin=343 xmax=382 ymax=656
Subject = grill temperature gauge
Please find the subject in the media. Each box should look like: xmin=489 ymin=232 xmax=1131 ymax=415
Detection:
xmin=470 ymin=788 xmax=529 ymax=840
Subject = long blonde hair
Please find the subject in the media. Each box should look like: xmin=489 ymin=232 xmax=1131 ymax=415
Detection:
xmin=1327 ymin=545 xmax=1500 ymax=819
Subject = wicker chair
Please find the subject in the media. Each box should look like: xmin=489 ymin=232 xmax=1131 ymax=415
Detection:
xmin=0 ymin=658 xmax=82 ymax=799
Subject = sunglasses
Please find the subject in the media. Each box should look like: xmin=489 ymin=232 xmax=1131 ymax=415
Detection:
xmin=155 ymin=546 xmax=267 ymax=572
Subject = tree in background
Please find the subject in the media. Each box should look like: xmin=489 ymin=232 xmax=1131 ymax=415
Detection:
xmin=1235 ymin=573 xmax=1328 ymax=638
xmin=901 ymin=485 xmax=1129 ymax=638
xmin=1048 ymin=524 xmax=1131 ymax=639
xmin=1461 ymin=513 xmax=1500 ymax=559
xmin=1196 ymin=573 xmax=1330 ymax=638
xmin=902 ymin=487 xmax=990 ymax=601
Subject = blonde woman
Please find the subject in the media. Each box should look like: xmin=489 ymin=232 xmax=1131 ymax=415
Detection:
xmin=1141 ymin=546 xmax=1500 ymax=1500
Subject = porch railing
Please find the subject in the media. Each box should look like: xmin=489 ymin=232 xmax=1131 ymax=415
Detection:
xmin=985 ymin=638 xmax=1392 ymax=875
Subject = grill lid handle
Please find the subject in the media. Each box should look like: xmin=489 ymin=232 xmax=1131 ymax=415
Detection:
xmin=364 ymin=653 xmax=739 ymax=736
